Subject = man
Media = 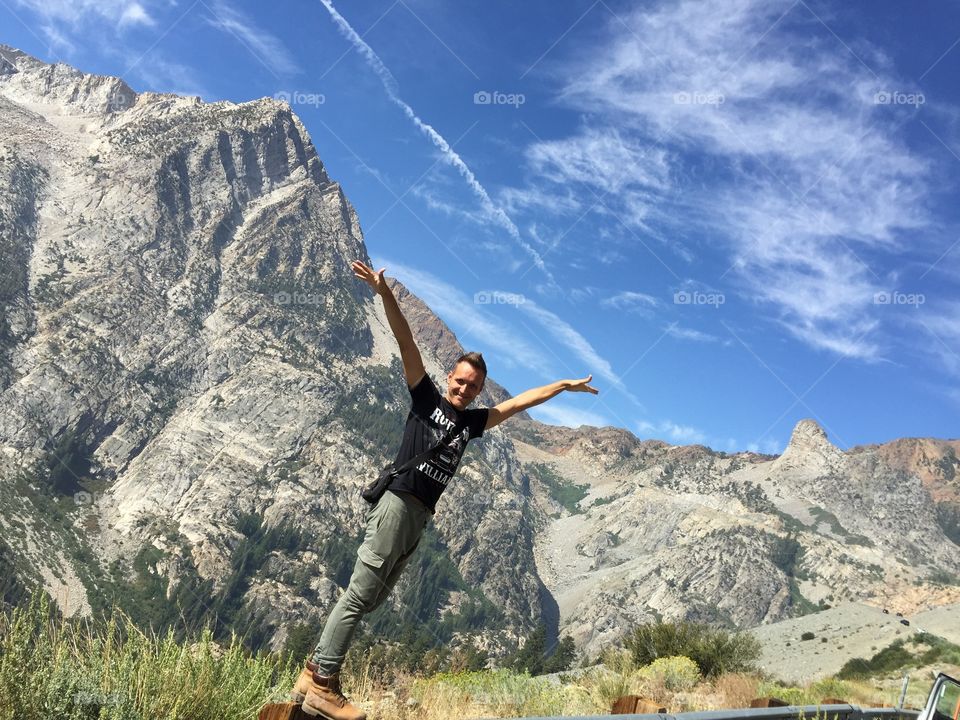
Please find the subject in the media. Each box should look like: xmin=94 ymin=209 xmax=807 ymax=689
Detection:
xmin=294 ymin=260 xmax=598 ymax=720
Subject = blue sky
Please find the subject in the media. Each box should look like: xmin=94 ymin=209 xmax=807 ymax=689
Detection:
xmin=3 ymin=0 xmax=959 ymax=453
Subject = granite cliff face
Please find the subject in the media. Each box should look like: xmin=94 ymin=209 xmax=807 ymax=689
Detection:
xmin=513 ymin=418 xmax=960 ymax=656
xmin=0 ymin=45 xmax=543 ymax=651
xmin=1 ymin=47 xmax=958 ymax=660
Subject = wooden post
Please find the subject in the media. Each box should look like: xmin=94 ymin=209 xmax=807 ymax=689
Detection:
xmin=258 ymin=703 xmax=312 ymax=720
xmin=750 ymin=697 xmax=790 ymax=708
xmin=612 ymin=695 xmax=668 ymax=714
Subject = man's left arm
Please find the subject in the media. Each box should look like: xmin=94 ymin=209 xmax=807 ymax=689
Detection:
xmin=485 ymin=375 xmax=598 ymax=430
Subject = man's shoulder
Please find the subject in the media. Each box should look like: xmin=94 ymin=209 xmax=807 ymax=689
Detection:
xmin=409 ymin=373 xmax=440 ymax=406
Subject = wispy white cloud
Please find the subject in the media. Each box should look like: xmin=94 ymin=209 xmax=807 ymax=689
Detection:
xmin=118 ymin=3 xmax=154 ymax=27
xmin=13 ymin=0 xmax=156 ymax=28
xmin=601 ymin=290 xmax=660 ymax=313
xmin=636 ymin=419 xmax=707 ymax=444
xmin=663 ymin=324 xmax=721 ymax=343
xmin=38 ymin=23 xmax=76 ymax=54
xmin=500 ymin=185 xmax=583 ymax=218
xmin=529 ymin=403 xmax=610 ymax=429
xmin=526 ymin=125 xmax=671 ymax=197
xmin=516 ymin=298 xmax=639 ymax=405
xmin=127 ymin=53 xmax=209 ymax=98
xmin=376 ymin=258 xmax=548 ymax=376
xmin=915 ymin=303 xmax=960 ymax=377
xmin=318 ymin=0 xmax=553 ymax=284
xmin=206 ymin=1 xmax=301 ymax=77
xmin=521 ymin=0 xmax=934 ymax=360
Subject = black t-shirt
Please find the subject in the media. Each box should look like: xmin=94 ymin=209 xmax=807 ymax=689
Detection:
xmin=387 ymin=374 xmax=489 ymax=513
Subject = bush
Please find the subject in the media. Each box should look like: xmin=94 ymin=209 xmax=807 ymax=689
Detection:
xmin=575 ymin=649 xmax=642 ymax=712
xmin=801 ymin=631 xmax=816 ymax=641
xmin=637 ymin=655 xmax=701 ymax=691
xmin=625 ymin=621 xmax=760 ymax=677
xmin=0 ymin=592 xmax=297 ymax=720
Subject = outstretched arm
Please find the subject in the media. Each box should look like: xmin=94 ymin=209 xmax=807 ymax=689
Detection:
xmin=352 ymin=260 xmax=426 ymax=389
xmin=485 ymin=375 xmax=598 ymax=430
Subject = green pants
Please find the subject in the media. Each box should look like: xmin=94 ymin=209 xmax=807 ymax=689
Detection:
xmin=310 ymin=490 xmax=429 ymax=675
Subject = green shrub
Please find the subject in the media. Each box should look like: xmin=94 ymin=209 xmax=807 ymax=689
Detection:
xmin=625 ymin=621 xmax=760 ymax=677
xmin=801 ymin=631 xmax=816 ymax=641
xmin=637 ymin=655 xmax=701 ymax=691
xmin=838 ymin=640 xmax=913 ymax=679
xmin=528 ymin=463 xmax=589 ymax=514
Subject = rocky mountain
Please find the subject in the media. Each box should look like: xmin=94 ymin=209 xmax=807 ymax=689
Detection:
xmin=1 ymin=46 xmax=957 ymax=663
xmin=515 ymin=419 xmax=960 ymax=656
xmin=0 ymin=44 xmax=542 ymax=654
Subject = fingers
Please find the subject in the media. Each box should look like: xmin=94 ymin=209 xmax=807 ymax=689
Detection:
xmin=569 ymin=374 xmax=599 ymax=394
xmin=351 ymin=260 xmax=385 ymax=285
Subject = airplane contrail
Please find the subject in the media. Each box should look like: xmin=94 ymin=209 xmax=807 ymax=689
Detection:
xmin=318 ymin=0 xmax=551 ymax=279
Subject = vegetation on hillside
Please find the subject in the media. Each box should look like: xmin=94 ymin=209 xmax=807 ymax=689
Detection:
xmin=838 ymin=635 xmax=960 ymax=679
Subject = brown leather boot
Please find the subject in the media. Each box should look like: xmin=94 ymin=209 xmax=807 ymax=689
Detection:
xmin=300 ymin=671 xmax=366 ymax=720
xmin=290 ymin=661 xmax=320 ymax=703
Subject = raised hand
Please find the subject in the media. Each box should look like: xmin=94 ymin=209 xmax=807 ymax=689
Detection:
xmin=566 ymin=375 xmax=598 ymax=394
xmin=352 ymin=260 xmax=387 ymax=295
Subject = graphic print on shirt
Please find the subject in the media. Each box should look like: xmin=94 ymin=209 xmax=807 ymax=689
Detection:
xmin=416 ymin=406 xmax=471 ymax=486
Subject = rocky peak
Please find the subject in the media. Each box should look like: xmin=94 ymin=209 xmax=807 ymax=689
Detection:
xmin=0 ymin=44 xmax=136 ymax=114
xmin=772 ymin=418 xmax=844 ymax=476
xmin=786 ymin=419 xmax=835 ymax=454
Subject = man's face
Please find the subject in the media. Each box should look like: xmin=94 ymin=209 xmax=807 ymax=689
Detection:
xmin=445 ymin=361 xmax=484 ymax=410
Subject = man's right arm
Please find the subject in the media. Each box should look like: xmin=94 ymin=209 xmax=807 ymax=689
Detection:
xmin=352 ymin=260 xmax=426 ymax=389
